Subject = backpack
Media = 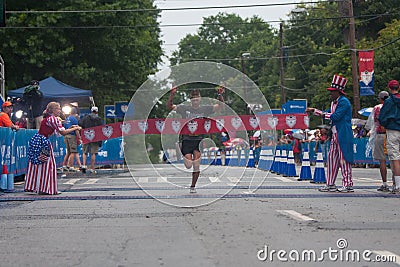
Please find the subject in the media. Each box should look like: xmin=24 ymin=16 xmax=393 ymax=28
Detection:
xmin=79 ymin=114 xmax=102 ymax=128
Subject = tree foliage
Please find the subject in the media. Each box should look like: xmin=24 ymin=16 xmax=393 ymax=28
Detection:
xmin=171 ymin=1 xmax=400 ymax=117
xmin=171 ymin=13 xmax=277 ymax=113
xmin=1 ymin=0 xmax=163 ymax=111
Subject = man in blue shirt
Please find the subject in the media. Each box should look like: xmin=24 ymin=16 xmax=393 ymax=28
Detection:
xmin=62 ymin=107 xmax=83 ymax=172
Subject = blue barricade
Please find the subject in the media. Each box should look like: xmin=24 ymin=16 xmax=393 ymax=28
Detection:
xmin=0 ymin=127 xmax=125 ymax=175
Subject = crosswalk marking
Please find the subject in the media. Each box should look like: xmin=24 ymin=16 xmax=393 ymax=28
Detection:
xmin=277 ymin=210 xmax=315 ymax=222
xmin=357 ymin=177 xmax=376 ymax=182
xmin=64 ymin=179 xmax=80 ymax=185
xmin=274 ymin=176 xmax=295 ymax=183
xmin=229 ymin=177 xmax=240 ymax=183
xmin=208 ymin=176 xmax=221 ymax=183
xmin=138 ymin=177 xmax=148 ymax=183
xmin=84 ymin=179 xmax=99 ymax=185
xmin=157 ymin=176 xmax=168 ymax=183
xmin=61 ymin=175 xmax=383 ymax=185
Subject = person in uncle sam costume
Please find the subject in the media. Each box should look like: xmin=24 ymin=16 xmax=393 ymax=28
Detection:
xmin=24 ymin=102 xmax=82 ymax=195
xmin=306 ymin=74 xmax=354 ymax=192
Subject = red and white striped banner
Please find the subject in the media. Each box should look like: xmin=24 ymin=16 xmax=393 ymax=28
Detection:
xmin=80 ymin=114 xmax=309 ymax=144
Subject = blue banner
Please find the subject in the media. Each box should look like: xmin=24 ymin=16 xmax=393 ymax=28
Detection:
xmin=104 ymin=105 xmax=117 ymax=119
xmin=282 ymin=99 xmax=307 ymax=114
xmin=115 ymin=101 xmax=130 ymax=118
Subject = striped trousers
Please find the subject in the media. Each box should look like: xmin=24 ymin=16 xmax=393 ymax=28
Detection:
xmin=24 ymin=148 xmax=58 ymax=195
xmin=327 ymin=132 xmax=353 ymax=187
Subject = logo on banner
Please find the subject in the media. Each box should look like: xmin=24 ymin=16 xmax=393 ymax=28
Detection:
xmin=102 ymin=125 xmax=114 ymax=138
xmin=120 ymin=122 xmax=131 ymax=134
xmin=171 ymin=120 xmax=181 ymax=133
xmin=268 ymin=116 xmax=278 ymax=128
xmin=231 ymin=117 xmax=242 ymax=130
xmin=187 ymin=120 xmax=198 ymax=134
xmin=155 ymin=120 xmax=165 ymax=133
xmin=115 ymin=101 xmax=130 ymax=118
xmin=84 ymin=129 xmax=95 ymax=141
xmin=360 ymin=70 xmax=373 ymax=86
xmin=286 ymin=115 xmax=297 ymax=128
xmin=249 ymin=116 xmax=259 ymax=129
xmin=121 ymin=104 xmax=129 ymax=113
xmin=216 ymin=119 xmax=225 ymax=131
xmin=304 ymin=116 xmax=310 ymax=127
xmin=105 ymin=105 xmax=117 ymax=119
xmin=204 ymin=120 xmax=212 ymax=132
xmin=138 ymin=121 xmax=148 ymax=133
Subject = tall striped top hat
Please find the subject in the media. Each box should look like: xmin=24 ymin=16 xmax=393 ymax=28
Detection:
xmin=327 ymin=74 xmax=348 ymax=94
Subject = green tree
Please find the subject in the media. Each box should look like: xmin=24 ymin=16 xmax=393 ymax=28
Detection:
xmin=283 ymin=2 xmax=348 ymax=103
xmin=171 ymin=13 xmax=279 ymax=111
xmin=284 ymin=1 xmax=400 ymax=111
xmin=1 ymin=0 xmax=163 ymax=111
xmin=373 ymin=19 xmax=400 ymax=89
xmin=353 ymin=0 xmax=400 ymax=40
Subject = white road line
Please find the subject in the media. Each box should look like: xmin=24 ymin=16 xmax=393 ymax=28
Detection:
xmin=277 ymin=210 xmax=315 ymax=222
xmin=357 ymin=178 xmax=377 ymax=182
xmin=229 ymin=177 xmax=240 ymax=183
xmin=372 ymin=251 xmax=400 ymax=265
xmin=274 ymin=176 xmax=295 ymax=183
xmin=138 ymin=177 xmax=148 ymax=183
xmin=208 ymin=176 xmax=221 ymax=183
xmin=130 ymin=167 xmax=173 ymax=171
xmin=83 ymin=179 xmax=99 ymax=185
xmin=63 ymin=179 xmax=80 ymax=185
xmin=157 ymin=176 xmax=168 ymax=183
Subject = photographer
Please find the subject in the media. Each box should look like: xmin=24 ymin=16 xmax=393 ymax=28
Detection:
xmin=23 ymin=80 xmax=43 ymax=129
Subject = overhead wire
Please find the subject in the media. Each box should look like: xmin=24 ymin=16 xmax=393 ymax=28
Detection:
xmin=2 ymin=11 xmax=397 ymax=30
xmin=6 ymin=1 xmax=328 ymax=14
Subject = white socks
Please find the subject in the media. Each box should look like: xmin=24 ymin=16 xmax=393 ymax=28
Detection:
xmin=395 ymin=176 xmax=400 ymax=189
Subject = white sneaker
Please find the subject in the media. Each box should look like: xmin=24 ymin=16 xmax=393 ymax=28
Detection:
xmin=337 ymin=186 xmax=354 ymax=193
xmin=80 ymin=165 xmax=87 ymax=173
xmin=318 ymin=185 xmax=337 ymax=192
xmin=189 ymin=187 xmax=197 ymax=193
xmin=390 ymin=188 xmax=400 ymax=194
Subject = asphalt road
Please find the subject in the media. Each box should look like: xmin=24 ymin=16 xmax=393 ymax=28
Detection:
xmin=0 ymin=164 xmax=399 ymax=267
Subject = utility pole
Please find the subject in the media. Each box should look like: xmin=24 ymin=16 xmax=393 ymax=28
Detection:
xmin=348 ymin=0 xmax=360 ymax=116
xmin=241 ymin=52 xmax=250 ymax=114
xmin=0 ymin=0 xmax=5 ymax=27
xmin=0 ymin=55 xmax=5 ymax=101
xmin=279 ymin=23 xmax=286 ymax=105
